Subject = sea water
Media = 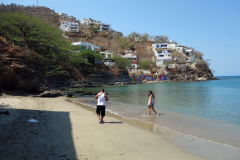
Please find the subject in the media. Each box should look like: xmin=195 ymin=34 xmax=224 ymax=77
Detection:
xmin=73 ymin=76 xmax=240 ymax=149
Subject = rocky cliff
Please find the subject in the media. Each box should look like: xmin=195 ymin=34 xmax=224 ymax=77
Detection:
xmin=0 ymin=37 xmax=48 ymax=92
xmin=165 ymin=63 xmax=217 ymax=81
xmin=0 ymin=37 xmax=132 ymax=93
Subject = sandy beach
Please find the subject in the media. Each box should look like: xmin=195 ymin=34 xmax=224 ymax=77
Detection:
xmin=0 ymin=95 xmax=206 ymax=160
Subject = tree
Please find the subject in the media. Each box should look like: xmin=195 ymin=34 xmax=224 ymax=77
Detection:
xmin=194 ymin=51 xmax=204 ymax=60
xmin=70 ymin=45 xmax=82 ymax=52
xmin=141 ymin=33 xmax=150 ymax=41
xmin=89 ymin=24 xmax=100 ymax=36
xmin=116 ymin=37 xmax=130 ymax=51
xmin=70 ymin=49 xmax=102 ymax=70
xmin=139 ymin=59 xmax=149 ymax=69
xmin=157 ymin=35 xmax=169 ymax=42
xmin=0 ymin=12 xmax=70 ymax=55
xmin=112 ymin=56 xmax=132 ymax=70
xmin=128 ymin=31 xmax=140 ymax=41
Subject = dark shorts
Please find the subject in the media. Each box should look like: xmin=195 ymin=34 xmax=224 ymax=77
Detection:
xmin=96 ymin=105 xmax=105 ymax=117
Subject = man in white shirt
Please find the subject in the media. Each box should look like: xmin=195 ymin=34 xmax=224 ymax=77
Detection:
xmin=95 ymin=89 xmax=109 ymax=123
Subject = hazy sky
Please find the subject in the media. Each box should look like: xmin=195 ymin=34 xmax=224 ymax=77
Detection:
xmin=2 ymin=0 xmax=240 ymax=76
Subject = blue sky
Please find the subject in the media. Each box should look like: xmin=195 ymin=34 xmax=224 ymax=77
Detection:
xmin=2 ymin=0 xmax=240 ymax=76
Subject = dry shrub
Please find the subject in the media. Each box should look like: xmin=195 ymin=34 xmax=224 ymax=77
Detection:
xmin=194 ymin=51 xmax=204 ymax=59
xmin=195 ymin=59 xmax=209 ymax=66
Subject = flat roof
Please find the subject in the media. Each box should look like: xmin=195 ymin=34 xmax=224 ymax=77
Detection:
xmin=71 ymin=42 xmax=99 ymax=49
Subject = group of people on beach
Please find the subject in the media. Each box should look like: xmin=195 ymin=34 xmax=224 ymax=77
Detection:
xmin=95 ymin=88 xmax=158 ymax=124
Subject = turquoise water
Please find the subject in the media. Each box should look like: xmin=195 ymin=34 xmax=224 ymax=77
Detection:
xmin=74 ymin=76 xmax=240 ymax=148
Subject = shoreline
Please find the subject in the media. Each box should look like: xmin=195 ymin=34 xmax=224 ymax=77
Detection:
xmin=1 ymin=95 xmax=240 ymax=159
xmin=70 ymin=96 xmax=240 ymax=160
xmin=0 ymin=95 xmax=204 ymax=160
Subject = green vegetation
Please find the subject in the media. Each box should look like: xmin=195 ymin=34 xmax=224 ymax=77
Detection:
xmin=128 ymin=31 xmax=140 ymax=41
xmin=0 ymin=12 xmax=70 ymax=53
xmin=0 ymin=12 xmax=105 ymax=78
xmin=116 ymin=37 xmax=130 ymax=50
xmin=112 ymin=56 xmax=132 ymax=70
xmin=139 ymin=59 xmax=149 ymax=70
xmin=70 ymin=49 xmax=102 ymax=70
xmin=89 ymin=24 xmax=100 ymax=35
xmin=0 ymin=5 xmax=212 ymax=83
xmin=46 ymin=67 xmax=67 ymax=77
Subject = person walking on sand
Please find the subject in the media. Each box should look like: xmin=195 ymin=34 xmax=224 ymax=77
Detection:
xmin=148 ymin=90 xmax=158 ymax=116
xmin=95 ymin=89 xmax=109 ymax=123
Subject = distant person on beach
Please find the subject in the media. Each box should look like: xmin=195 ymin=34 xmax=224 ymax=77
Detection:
xmin=95 ymin=89 xmax=109 ymax=123
xmin=148 ymin=90 xmax=158 ymax=115
xmin=48 ymin=85 xmax=53 ymax=91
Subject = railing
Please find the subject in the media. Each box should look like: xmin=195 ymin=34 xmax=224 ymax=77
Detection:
xmin=104 ymin=62 xmax=115 ymax=66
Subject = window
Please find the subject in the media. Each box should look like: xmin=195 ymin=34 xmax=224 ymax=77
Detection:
xmin=161 ymin=45 xmax=167 ymax=47
xmin=156 ymin=45 xmax=159 ymax=48
xmin=159 ymin=55 xmax=164 ymax=57
xmin=168 ymin=55 xmax=171 ymax=57
xmin=65 ymin=25 xmax=67 ymax=27
xmin=74 ymin=25 xmax=78 ymax=26
xmin=62 ymin=22 xmax=64 ymax=24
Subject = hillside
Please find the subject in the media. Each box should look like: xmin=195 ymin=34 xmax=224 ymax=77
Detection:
xmin=0 ymin=3 xmax=60 ymax=27
xmin=0 ymin=4 xmax=216 ymax=93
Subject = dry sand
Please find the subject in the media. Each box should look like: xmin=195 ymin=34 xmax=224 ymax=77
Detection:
xmin=0 ymin=95 xmax=204 ymax=160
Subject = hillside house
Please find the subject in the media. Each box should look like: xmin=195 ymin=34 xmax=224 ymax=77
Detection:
xmin=71 ymin=42 xmax=99 ymax=52
xmin=148 ymin=36 xmax=165 ymax=42
xmin=121 ymin=53 xmax=137 ymax=61
xmin=124 ymin=50 xmax=133 ymax=54
xmin=58 ymin=12 xmax=76 ymax=20
xmin=121 ymin=53 xmax=139 ymax=69
xmin=99 ymin=51 xmax=115 ymax=66
xmin=81 ymin=18 xmax=111 ymax=31
xmin=152 ymin=43 xmax=172 ymax=67
xmin=60 ymin=21 xmax=79 ymax=32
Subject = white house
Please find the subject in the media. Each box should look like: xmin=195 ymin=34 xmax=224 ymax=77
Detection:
xmin=148 ymin=36 xmax=165 ymax=42
xmin=58 ymin=12 xmax=67 ymax=17
xmin=124 ymin=50 xmax=133 ymax=54
xmin=71 ymin=42 xmax=99 ymax=52
xmin=185 ymin=49 xmax=193 ymax=56
xmin=81 ymin=18 xmax=111 ymax=31
xmin=99 ymin=51 xmax=115 ymax=66
xmin=121 ymin=53 xmax=137 ymax=61
xmin=58 ymin=12 xmax=76 ymax=20
xmin=60 ymin=21 xmax=79 ymax=32
xmin=121 ymin=53 xmax=138 ymax=69
xmin=152 ymin=43 xmax=173 ymax=67
xmin=99 ymin=51 xmax=113 ymax=58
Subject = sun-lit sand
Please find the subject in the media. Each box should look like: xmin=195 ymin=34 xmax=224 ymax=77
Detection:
xmin=0 ymin=95 xmax=204 ymax=160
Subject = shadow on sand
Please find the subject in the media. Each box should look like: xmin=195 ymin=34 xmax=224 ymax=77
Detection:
xmin=103 ymin=121 xmax=123 ymax=124
xmin=0 ymin=106 xmax=77 ymax=159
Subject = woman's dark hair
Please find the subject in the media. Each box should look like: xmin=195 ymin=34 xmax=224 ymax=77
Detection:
xmin=148 ymin=90 xmax=154 ymax=98
xmin=101 ymin=88 xmax=104 ymax=92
